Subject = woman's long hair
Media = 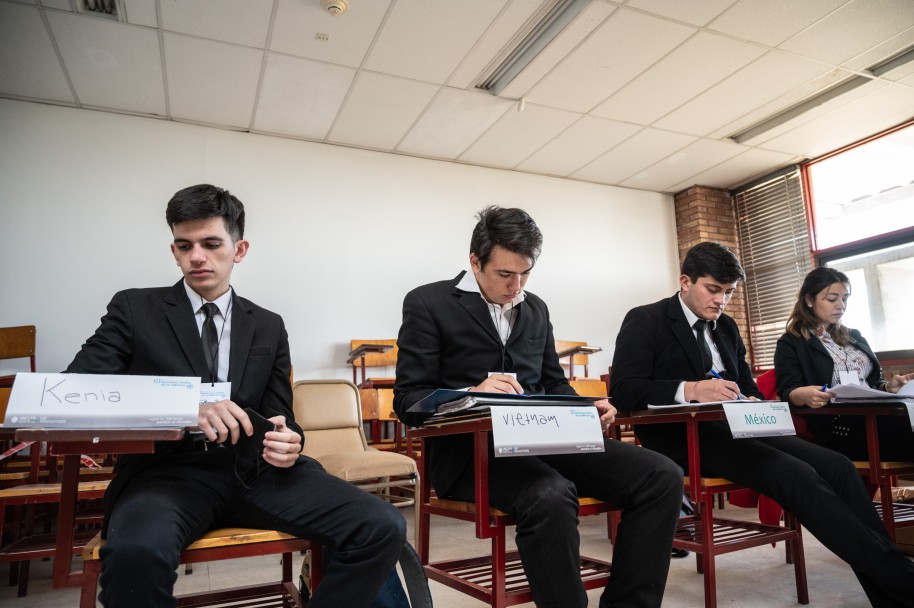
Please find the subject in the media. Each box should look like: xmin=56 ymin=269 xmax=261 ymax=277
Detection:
xmin=786 ymin=267 xmax=851 ymax=345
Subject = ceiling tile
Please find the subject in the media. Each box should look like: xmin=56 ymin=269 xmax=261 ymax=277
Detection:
xmin=619 ymin=138 xmax=746 ymax=191
xmin=656 ymin=51 xmax=832 ymax=136
xmin=270 ymin=0 xmax=391 ymax=68
xmin=123 ymin=0 xmax=157 ymax=28
xmin=364 ymin=0 xmax=508 ymax=84
xmin=517 ymin=116 xmax=642 ymax=176
xmin=626 ymin=0 xmax=738 ymax=26
xmin=0 ymin=2 xmax=73 ymax=102
xmin=526 ymin=8 xmax=695 ymax=112
xmin=459 ymin=103 xmax=579 ymax=168
xmin=572 ymin=128 xmax=696 ymax=184
xmin=397 ymin=87 xmax=513 ymax=159
xmin=164 ymin=33 xmax=263 ymax=128
xmin=498 ymin=1 xmax=617 ymax=99
xmin=668 ymin=148 xmax=800 ymax=192
xmin=708 ymin=0 xmax=847 ymax=47
xmin=778 ymin=0 xmax=914 ymax=65
xmin=448 ymin=0 xmax=544 ymax=89
xmin=47 ymin=11 xmax=165 ymax=114
xmin=841 ymin=29 xmax=914 ymax=74
xmin=253 ymin=53 xmax=356 ymax=140
xmin=328 ymin=72 xmax=439 ymax=150
xmin=592 ymin=31 xmax=765 ymax=125
xmin=758 ymin=82 xmax=914 ymax=156
xmin=160 ymin=0 xmax=273 ymax=48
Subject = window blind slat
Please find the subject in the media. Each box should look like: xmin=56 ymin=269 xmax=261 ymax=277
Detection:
xmin=735 ymin=169 xmax=812 ymax=370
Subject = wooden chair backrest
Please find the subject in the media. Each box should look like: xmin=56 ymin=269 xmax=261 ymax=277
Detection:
xmin=554 ymin=340 xmax=590 ymax=367
xmin=349 ymin=339 xmax=398 ymax=368
xmin=0 ymin=325 xmax=36 ymax=367
xmin=569 ymin=378 xmax=608 ymax=398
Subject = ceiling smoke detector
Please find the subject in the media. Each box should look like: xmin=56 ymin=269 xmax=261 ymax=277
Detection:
xmin=321 ymin=0 xmax=349 ymax=16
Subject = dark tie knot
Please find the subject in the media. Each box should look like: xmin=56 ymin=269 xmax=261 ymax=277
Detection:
xmin=202 ymin=302 xmax=219 ymax=319
xmin=692 ymin=319 xmax=707 ymax=333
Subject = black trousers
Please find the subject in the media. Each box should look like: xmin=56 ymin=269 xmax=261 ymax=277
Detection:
xmin=98 ymin=447 xmax=405 ymax=608
xmin=638 ymin=421 xmax=914 ymax=608
xmin=448 ymin=437 xmax=683 ymax=608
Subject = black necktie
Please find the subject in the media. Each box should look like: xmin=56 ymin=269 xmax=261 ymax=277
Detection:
xmin=692 ymin=319 xmax=713 ymax=374
xmin=201 ymin=302 xmax=219 ymax=383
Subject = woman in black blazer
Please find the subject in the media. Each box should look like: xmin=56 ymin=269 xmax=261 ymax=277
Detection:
xmin=775 ymin=267 xmax=914 ymax=461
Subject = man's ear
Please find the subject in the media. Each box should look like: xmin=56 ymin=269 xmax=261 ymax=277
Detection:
xmin=233 ymin=239 xmax=249 ymax=263
xmin=679 ymin=274 xmax=692 ymax=292
xmin=470 ymin=252 xmax=481 ymax=273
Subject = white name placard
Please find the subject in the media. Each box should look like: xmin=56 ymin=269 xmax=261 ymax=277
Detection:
xmin=490 ymin=405 xmax=604 ymax=457
xmin=722 ymin=401 xmax=796 ymax=438
xmin=4 ymin=373 xmax=200 ymax=428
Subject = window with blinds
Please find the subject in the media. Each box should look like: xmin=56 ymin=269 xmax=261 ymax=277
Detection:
xmin=734 ymin=167 xmax=812 ymax=370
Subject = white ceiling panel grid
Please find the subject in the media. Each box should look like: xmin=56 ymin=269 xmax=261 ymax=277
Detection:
xmin=3 ymin=0 xmax=914 ymax=194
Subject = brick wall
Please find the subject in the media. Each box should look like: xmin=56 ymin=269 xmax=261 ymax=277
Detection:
xmin=673 ymin=185 xmax=750 ymax=350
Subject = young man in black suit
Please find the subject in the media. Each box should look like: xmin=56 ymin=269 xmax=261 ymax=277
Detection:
xmin=394 ymin=206 xmax=683 ymax=608
xmin=67 ymin=184 xmax=405 ymax=608
xmin=610 ymin=242 xmax=914 ymax=607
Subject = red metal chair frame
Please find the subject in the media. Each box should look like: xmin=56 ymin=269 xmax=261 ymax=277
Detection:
xmin=410 ymin=418 xmax=615 ymax=608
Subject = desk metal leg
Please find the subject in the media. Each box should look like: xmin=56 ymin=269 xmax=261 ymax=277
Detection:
xmin=53 ymin=453 xmax=82 ymax=588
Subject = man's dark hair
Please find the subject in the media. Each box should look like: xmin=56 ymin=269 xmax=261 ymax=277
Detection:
xmin=165 ymin=184 xmax=245 ymax=242
xmin=469 ymin=206 xmax=543 ymax=267
xmin=680 ymin=242 xmax=745 ymax=284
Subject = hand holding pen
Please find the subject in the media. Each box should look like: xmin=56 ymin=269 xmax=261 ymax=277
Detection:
xmin=684 ymin=371 xmax=744 ymax=402
xmin=788 ymin=383 xmax=836 ymax=408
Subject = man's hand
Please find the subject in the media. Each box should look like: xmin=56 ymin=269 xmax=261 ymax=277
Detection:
xmin=684 ymin=379 xmax=743 ymax=402
xmin=197 ymin=400 xmax=252 ymax=445
xmin=262 ymin=415 xmax=301 ymax=468
xmin=594 ymin=399 xmax=616 ymax=434
xmin=471 ymin=374 xmax=524 ymax=394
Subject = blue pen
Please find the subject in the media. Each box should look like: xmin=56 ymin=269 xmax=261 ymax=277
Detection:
xmin=708 ymin=369 xmax=746 ymax=400
xmin=820 ymin=384 xmax=829 ymax=392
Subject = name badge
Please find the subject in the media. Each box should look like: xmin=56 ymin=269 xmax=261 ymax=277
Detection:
xmin=490 ymin=405 xmax=604 ymax=457
xmin=722 ymin=401 xmax=796 ymax=439
xmin=200 ymin=382 xmax=231 ymax=405
xmin=4 ymin=373 xmax=200 ymax=429
xmin=838 ymin=371 xmax=860 ymax=386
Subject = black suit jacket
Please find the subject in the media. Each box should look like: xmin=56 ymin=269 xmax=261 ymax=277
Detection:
xmin=610 ymin=294 xmax=762 ymax=461
xmin=774 ymin=328 xmax=883 ymax=444
xmin=393 ymin=271 xmax=575 ymax=496
xmin=67 ymin=280 xmax=298 ymax=518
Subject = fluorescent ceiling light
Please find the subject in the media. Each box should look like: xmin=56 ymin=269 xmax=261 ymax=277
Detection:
xmin=730 ymin=45 xmax=914 ymax=145
xmin=478 ymin=0 xmax=591 ymax=97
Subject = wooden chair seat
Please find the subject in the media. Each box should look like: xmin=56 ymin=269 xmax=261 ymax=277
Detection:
xmin=80 ymin=528 xmax=319 ymax=608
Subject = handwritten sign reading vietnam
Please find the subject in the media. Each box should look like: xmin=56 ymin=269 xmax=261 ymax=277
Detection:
xmin=490 ymin=405 xmax=604 ymax=457
xmin=3 ymin=373 xmax=200 ymax=428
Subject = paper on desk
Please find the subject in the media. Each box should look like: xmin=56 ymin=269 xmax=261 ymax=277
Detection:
xmin=829 ymin=383 xmax=896 ymax=400
xmin=898 ymin=382 xmax=914 ymax=397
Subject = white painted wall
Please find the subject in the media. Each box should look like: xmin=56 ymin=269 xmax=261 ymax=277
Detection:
xmin=0 ymin=98 xmax=680 ymax=382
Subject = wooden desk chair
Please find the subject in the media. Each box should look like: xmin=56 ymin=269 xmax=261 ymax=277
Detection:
xmin=0 ymin=326 xmax=36 ymax=388
xmin=0 ymin=480 xmax=109 ymax=596
xmin=555 ymin=340 xmax=601 ymax=380
xmin=348 ymin=340 xmax=398 ymax=445
xmin=411 ymin=419 xmax=615 ymax=608
xmin=293 ymin=379 xmax=417 ymax=508
xmin=612 ymin=412 xmax=809 ymax=608
xmin=80 ymin=528 xmax=318 ymax=608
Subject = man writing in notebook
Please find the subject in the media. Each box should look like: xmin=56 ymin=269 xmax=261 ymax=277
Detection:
xmin=394 ymin=205 xmax=682 ymax=608
xmin=67 ymin=184 xmax=404 ymax=607
xmin=610 ymin=241 xmax=914 ymax=606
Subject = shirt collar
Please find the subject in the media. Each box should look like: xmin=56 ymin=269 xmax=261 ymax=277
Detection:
xmin=678 ymin=292 xmax=716 ymax=331
xmin=184 ymin=280 xmax=233 ymax=317
xmin=457 ymin=269 xmax=526 ymax=308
